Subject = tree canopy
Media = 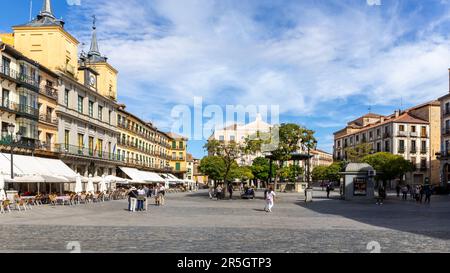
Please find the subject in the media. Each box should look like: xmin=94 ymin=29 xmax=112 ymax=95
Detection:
xmin=362 ymin=152 xmax=413 ymax=185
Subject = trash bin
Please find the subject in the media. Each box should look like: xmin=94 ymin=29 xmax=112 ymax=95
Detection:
xmin=305 ymin=188 xmax=313 ymax=202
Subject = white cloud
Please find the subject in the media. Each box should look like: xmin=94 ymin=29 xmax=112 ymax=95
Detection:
xmin=65 ymin=0 xmax=450 ymax=133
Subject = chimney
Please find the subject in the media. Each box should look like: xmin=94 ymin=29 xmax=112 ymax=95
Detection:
xmin=448 ymin=68 xmax=450 ymax=93
xmin=380 ymin=117 xmax=385 ymax=123
xmin=394 ymin=110 xmax=400 ymax=118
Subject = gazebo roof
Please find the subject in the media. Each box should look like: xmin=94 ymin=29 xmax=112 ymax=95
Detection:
xmin=265 ymin=152 xmax=313 ymax=161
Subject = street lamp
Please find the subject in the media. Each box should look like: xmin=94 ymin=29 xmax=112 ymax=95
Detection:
xmin=8 ymin=124 xmax=22 ymax=180
xmin=306 ymin=140 xmax=318 ymax=188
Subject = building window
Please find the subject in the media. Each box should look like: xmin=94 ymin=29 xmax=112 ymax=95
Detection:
xmin=88 ymin=101 xmax=94 ymax=117
xmin=98 ymin=105 xmax=103 ymax=120
xmin=398 ymin=140 xmax=405 ymax=153
xmin=179 ymin=152 xmax=183 ymax=160
xmin=384 ymin=140 xmax=390 ymax=152
xmin=421 ymin=126 xmax=427 ymax=137
xmin=97 ymin=139 xmax=103 ymax=157
xmin=411 ymin=126 xmax=416 ymax=133
xmin=78 ymin=96 xmax=84 ymax=113
xmin=219 ymin=135 xmax=224 ymax=141
xmin=411 ymin=140 xmax=416 ymax=153
xmin=179 ymin=141 xmax=184 ymax=149
xmin=78 ymin=134 xmax=84 ymax=152
xmin=176 ymin=162 xmax=181 ymax=171
xmin=64 ymin=130 xmax=70 ymax=150
xmin=172 ymin=141 xmax=177 ymax=149
xmin=421 ymin=141 xmax=427 ymax=154
xmin=109 ymin=110 xmax=112 ymax=124
xmin=64 ymin=89 xmax=69 ymax=107
xmin=399 ymin=125 xmax=405 ymax=132
xmin=376 ymin=142 xmax=381 ymax=152
xmin=446 ymin=102 xmax=450 ymax=115
xmin=88 ymin=137 xmax=94 ymax=156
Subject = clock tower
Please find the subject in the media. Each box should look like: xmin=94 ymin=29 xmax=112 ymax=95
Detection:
xmin=77 ymin=17 xmax=118 ymax=101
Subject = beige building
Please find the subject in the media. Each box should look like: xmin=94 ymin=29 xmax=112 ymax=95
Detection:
xmin=0 ymin=42 xmax=40 ymax=152
xmin=334 ymin=101 xmax=441 ymax=186
xmin=36 ymin=65 xmax=59 ymax=155
xmin=438 ymin=69 xmax=450 ymax=187
xmin=116 ymin=105 xmax=171 ymax=173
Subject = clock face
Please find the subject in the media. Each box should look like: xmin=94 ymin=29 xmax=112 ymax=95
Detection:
xmin=89 ymin=74 xmax=96 ymax=87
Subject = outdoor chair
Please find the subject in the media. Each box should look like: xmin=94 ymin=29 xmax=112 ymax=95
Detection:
xmin=1 ymin=200 xmax=11 ymax=213
xmin=16 ymin=198 xmax=28 ymax=211
xmin=49 ymin=195 xmax=57 ymax=206
xmin=69 ymin=194 xmax=76 ymax=205
xmin=35 ymin=195 xmax=43 ymax=206
xmin=80 ymin=194 xmax=87 ymax=204
xmin=26 ymin=198 xmax=34 ymax=209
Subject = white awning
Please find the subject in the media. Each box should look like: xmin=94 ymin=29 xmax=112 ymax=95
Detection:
xmin=0 ymin=153 xmax=77 ymax=182
xmin=119 ymin=167 xmax=165 ymax=183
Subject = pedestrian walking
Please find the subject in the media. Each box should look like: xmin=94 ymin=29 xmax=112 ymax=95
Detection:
xmin=401 ymin=185 xmax=408 ymax=200
xmin=326 ymin=183 xmax=332 ymax=199
xmin=415 ymin=186 xmax=421 ymax=203
xmin=228 ymin=184 xmax=233 ymax=200
xmin=160 ymin=184 xmax=166 ymax=205
xmin=208 ymin=186 xmax=214 ymax=199
xmin=376 ymin=187 xmax=385 ymax=205
xmin=424 ymin=185 xmax=432 ymax=204
xmin=419 ymin=185 xmax=424 ymax=203
xmin=396 ymin=184 xmax=401 ymax=197
xmin=216 ymin=185 xmax=223 ymax=200
xmin=137 ymin=187 xmax=146 ymax=211
xmin=128 ymin=187 xmax=138 ymax=212
xmin=264 ymin=187 xmax=276 ymax=212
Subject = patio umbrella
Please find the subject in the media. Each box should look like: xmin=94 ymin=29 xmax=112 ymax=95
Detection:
xmin=86 ymin=175 xmax=95 ymax=194
xmin=0 ymin=172 xmax=6 ymax=201
xmin=74 ymin=174 xmax=83 ymax=194
xmin=99 ymin=175 xmax=107 ymax=193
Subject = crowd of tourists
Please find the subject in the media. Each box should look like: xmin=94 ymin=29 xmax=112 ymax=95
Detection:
xmin=127 ymin=184 xmax=166 ymax=212
xmin=397 ymin=184 xmax=433 ymax=204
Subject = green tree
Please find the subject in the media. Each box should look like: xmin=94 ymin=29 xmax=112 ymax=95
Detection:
xmin=199 ymin=156 xmax=226 ymax=183
xmin=270 ymin=124 xmax=303 ymax=190
xmin=230 ymin=165 xmax=254 ymax=182
xmin=362 ymin=152 xmax=413 ymax=187
xmin=312 ymin=165 xmax=328 ymax=182
xmin=325 ymin=162 xmax=345 ymax=182
xmin=204 ymin=140 xmax=243 ymax=195
xmin=251 ymin=157 xmax=276 ymax=187
xmin=345 ymin=143 xmax=373 ymax=163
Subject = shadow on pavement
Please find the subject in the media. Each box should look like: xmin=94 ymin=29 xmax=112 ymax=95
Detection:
xmin=296 ymin=191 xmax=450 ymax=240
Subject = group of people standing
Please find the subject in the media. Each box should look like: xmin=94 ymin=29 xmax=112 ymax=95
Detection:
xmin=397 ymin=184 xmax=432 ymax=204
xmin=127 ymin=184 xmax=166 ymax=212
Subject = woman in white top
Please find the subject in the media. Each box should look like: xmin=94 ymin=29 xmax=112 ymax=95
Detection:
xmin=264 ymin=187 xmax=276 ymax=213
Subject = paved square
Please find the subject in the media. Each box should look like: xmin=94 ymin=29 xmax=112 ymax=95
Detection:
xmin=1 ymin=189 xmax=450 ymax=253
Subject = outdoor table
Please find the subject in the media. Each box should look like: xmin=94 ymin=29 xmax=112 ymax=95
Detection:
xmin=56 ymin=196 xmax=70 ymax=205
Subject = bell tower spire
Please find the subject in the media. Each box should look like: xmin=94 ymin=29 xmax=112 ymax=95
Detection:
xmin=87 ymin=15 xmax=107 ymax=63
xmin=40 ymin=0 xmax=55 ymax=19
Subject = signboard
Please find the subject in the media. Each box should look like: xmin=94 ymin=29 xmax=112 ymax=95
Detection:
xmin=353 ymin=177 xmax=367 ymax=196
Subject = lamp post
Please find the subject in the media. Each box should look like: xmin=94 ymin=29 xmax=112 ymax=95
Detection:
xmin=8 ymin=124 xmax=22 ymax=180
xmin=306 ymin=140 xmax=318 ymax=188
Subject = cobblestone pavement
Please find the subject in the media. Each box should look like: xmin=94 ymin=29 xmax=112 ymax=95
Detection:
xmin=1 ymin=189 xmax=450 ymax=253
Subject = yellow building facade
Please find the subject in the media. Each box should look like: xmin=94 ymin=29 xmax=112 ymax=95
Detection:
xmin=117 ymin=105 xmax=171 ymax=172
xmin=166 ymin=132 xmax=188 ymax=178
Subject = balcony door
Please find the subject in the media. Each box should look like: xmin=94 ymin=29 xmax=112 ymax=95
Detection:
xmin=2 ymin=89 xmax=9 ymax=108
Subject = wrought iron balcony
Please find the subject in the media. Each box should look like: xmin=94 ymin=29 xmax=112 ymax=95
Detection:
xmin=41 ymin=85 xmax=58 ymax=99
xmin=0 ymin=66 xmax=39 ymax=89
xmin=39 ymin=114 xmax=58 ymax=125
xmin=56 ymin=144 xmax=119 ymax=161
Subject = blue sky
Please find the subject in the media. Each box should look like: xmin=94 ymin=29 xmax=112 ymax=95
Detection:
xmin=1 ymin=0 xmax=450 ymax=159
